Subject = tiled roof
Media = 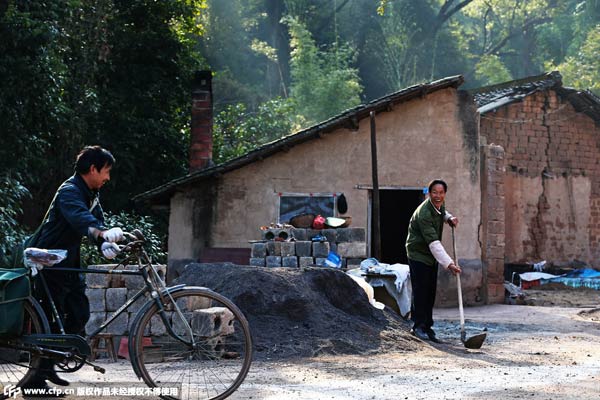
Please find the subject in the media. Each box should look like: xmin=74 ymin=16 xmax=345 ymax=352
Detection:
xmin=471 ymin=71 xmax=600 ymax=125
xmin=134 ymin=75 xmax=464 ymax=204
xmin=470 ymin=71 xmax=562 ymax=113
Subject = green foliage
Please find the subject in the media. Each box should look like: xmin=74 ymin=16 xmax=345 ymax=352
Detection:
xmin=3 ymin=0 xmax=600 ymax=242
xmin=0 ymin=174 xmax=30 ymax=265
xmin=0 ymin=0 xmax=206 ymax=224
xmin=84 ymin=0 xmax=206 ymax=211
xmin=474 ymin=55 xmax=513 ymax=85
xmin=81 ymin=211 xmax=167 ymax=266
xmin=213 ymin=98 xmax=298 ymax=164
xmin=556 ymin=24 xmax=600 ymax=94
xmin=285 ymin=16 xmax=362 ymax=124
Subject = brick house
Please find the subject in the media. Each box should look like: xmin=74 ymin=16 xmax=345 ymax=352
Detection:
xmin=135 ymin=71 xmax=600 ymax=306
xmin=473 ymin=72 xmax=600 ymax=277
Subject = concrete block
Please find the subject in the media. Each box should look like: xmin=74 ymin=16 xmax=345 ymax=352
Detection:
xmin=346 ymin=258 xmax=362 ymax=267
xmin=126 ymin=289 xmax=147 ymax=315
xmin=249 ymin=258 xmax=265 ymax=267
xmin=282 ymin=257 xmax=298 ymax=268
xmin=322 ymin=229 xmax=337 ymax=243
xmin=299 ymin=257 xmax=314 ymax=268
xmin=122 ymin=264 xmax=166 ymax=291
xmin=291 ymin=228 xmax=308 ymax=241
xmin=86 ymin=265 xmax=112 ymax=288
xmin=86 ymin=288 xmax=106 ymax=312
xmin=106 ymin=312 xmax=129 ymax=335
xmin=85 ymin=312 xmax=106 ymax=335
xmin=123 ymin=273 xmax=144 ymax=291
xmin=106 ymin=288 xmax=128 ymax=312
xmin=266 ymin=256 xmax=282 ymax=268
xmin=295 ymin=241 xmax=312 ymax=257
xmin=329 ymin=242 xmax=337 ymax=253
xmin=251 ymin=242 xmax=267 ymax=258
xmin=263 ymin=228 xmax=291 ymax=241
xmin=280 ymin=242 xmax=296 ymax=257
xmin=266 ymin=241 xmax=282 ymax=256
xmin=190 ymin=307 xmax=235 ymax=337
xmin=312 ymin=242 xmax=330 ymax=258
xmin=149 ymin=314 xmax=167 ymax=336
xmin=336 ymin=228 xmax=366 ymax=242
xmin=315 ymin=258 xmax=327 ymax=266
xmin=337 ymin=242 xmax=367 ymax=258
xmin=307 ymin=229 xmax=322 ymax=240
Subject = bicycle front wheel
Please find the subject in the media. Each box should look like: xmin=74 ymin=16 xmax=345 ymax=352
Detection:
xmin=0 ymin=297 xmax=49 ymax=397
xmin=130 ymin=287 xmax=252 ymax=400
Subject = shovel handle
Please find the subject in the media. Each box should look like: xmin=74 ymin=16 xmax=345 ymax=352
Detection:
xmin=452 ymin=227 xmax=466 ymax=336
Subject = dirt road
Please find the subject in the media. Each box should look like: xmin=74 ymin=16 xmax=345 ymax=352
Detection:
xmin=53 ymin=303 xmax=600 ymax=400
xmin=231 ymin=304 xmax=600 ymax=399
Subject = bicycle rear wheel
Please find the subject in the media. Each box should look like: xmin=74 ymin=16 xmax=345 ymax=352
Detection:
xmin=130 ymin=287 xmax=252 ymax=400
xmin=0 ymin=298 xmax=49 ymax=398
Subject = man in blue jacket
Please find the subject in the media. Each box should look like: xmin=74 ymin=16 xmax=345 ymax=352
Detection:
xmin=22 ymin=146 xmax=123 ymax=395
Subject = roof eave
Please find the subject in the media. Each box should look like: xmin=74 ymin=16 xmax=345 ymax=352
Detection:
xmin=133 ymin=75 xmax=464 ymax=204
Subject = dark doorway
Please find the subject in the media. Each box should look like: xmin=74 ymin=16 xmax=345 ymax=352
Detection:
xmin=377 ymin=189 xmax=424 ymax=264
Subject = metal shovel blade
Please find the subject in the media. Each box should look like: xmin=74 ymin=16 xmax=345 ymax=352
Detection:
xmin=453 ymin=227 xmax=487 ymax=350
xmin=462 ymin=332 xmax=487 ymax=349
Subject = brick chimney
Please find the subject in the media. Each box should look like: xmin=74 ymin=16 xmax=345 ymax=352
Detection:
xmin=190 ymin=70 xmax=213 ymax=171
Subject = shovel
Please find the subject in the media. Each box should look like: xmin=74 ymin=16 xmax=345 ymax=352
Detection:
xmin=452 ymin=226 xmax=487 ymax=349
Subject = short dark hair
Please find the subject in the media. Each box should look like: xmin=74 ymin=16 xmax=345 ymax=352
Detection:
xmin=74 ymin=146 xmax=115 ymax=174
xmin=428 ymin=179 xmax=448 ymax=193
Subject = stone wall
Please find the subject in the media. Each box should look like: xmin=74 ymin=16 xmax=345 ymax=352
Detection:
xmin=249 ymin=227 xmax=367 ymax=268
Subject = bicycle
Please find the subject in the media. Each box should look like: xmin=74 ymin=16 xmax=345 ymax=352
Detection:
xmin=0 ymin=230 xmax=253 ymax=400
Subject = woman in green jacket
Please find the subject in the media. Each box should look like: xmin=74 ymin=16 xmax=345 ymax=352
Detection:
xmin=406 ymin=179 xmax=461 ymax=343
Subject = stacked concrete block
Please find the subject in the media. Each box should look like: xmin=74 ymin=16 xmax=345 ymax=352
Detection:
xmin=253 ymin=227 xmax=367 ymax=269
xmin=295 ymin=241 xmax=312 ymax=257
xmin=282 ymin=257 xmax=298 ymax=268
xmin=251 ymin=242 xmax=267 ymax=258
xmin=266 ymin=241 xmax=282 ymax=256
xmin=337 ymin=242 xmax=367 ymax=259
xmin=106 ymin=288 xmax=128 ymax=312
xmin=106 ymin=313 xmax=129 ymax=335
xmin=312 ymin=242 xmax=330 ymax=258
xmin=299 ymin=257 xmax=314 ymax=267
xmin=280 ymin=242 xmax=295 ymax=257
xmin=249 ymin=258 xmax=265 ymax=267
xmin=266 ymin=256 xmax=282 ymax=268
xmin=84 ymin=264 xmax=167 ymax=357
xmin=291 ymin=228 xmax=308 ymax=241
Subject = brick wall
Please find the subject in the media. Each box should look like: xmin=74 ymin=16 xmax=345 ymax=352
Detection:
xmin=480 ymin=90 xmax=600 ymax=264
xmin=480 ymin=144 xmax=505 ymax=303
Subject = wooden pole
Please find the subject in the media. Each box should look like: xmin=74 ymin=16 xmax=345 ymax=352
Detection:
xmin=370 ymin=111 xmax=381 ymax=260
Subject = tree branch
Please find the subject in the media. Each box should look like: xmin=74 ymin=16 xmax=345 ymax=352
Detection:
xmin=433 ymin=0 xmax=474 ymax=33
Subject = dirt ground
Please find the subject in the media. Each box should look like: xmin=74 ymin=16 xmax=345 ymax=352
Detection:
xmin=231 ymin=301 xmax=600 ymax=399
xmin=61 ymin=301 xmax=600 ymax=400
xmin=15 ymin=266 xmax=600 ymax=399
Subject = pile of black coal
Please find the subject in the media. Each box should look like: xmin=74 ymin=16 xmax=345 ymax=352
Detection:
xmin=175 ymin=263 xmax=420 ymax=360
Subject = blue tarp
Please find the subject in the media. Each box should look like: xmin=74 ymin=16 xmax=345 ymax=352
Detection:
xmin=546 ymin=268 xmax=600 ymax=290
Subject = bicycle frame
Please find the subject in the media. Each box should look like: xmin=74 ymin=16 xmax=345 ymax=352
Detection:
xmin=34 ymin=249 xmax=195 ymax=349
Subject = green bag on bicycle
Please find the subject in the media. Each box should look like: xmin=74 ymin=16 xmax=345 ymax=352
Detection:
xmin=0 ymin=268 xmax=30 ymax=337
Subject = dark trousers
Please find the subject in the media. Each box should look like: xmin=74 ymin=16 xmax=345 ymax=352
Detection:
xmin=408 ymin=258 xmax=438 ymax=331
xmin=34 ymin=273 xmax=90 ymax=335
xmin=27 ymin=273 xmax=90 ymax=383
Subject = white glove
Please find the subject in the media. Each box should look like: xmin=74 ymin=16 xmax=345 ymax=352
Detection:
xmin=103 ymin=227 xmax=124 ymax=243
xmin=101 ymin=242 xmax=120 ymax=259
